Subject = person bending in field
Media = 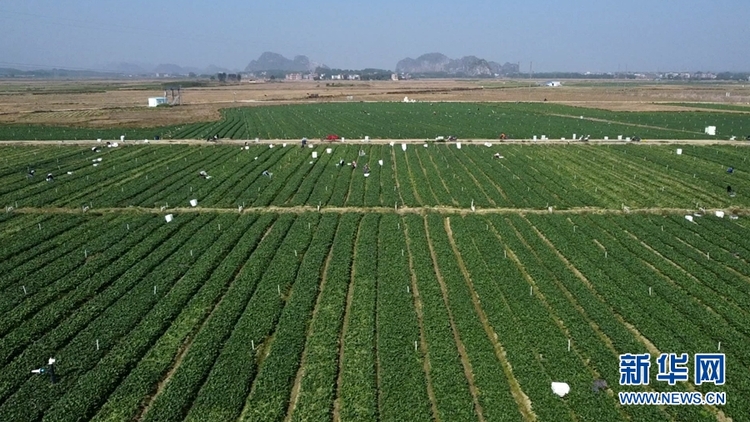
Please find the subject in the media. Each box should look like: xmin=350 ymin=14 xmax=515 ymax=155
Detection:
xmin=363 ymin=163 xmax=370 ymax=174
xmin=262 ymin=170 xmax=272 ymax=178
xmin=351 ymin=161 xmax=357 ymax=169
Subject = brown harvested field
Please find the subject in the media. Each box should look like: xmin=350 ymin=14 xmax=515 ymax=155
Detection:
xmin=0 ymin=78 xmax=749 ymax=128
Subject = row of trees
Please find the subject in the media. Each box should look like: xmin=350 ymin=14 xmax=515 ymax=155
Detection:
xmin=216 ymin=73 xmax=242 ymax=83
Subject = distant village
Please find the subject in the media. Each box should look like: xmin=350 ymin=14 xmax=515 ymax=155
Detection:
xmin=278 ymin=72 xmax=401 ymax=81
xmin=4 ymin=66 xmax=748 ymax=82
xmin=148 ymin=70 xmax=749 ymax=83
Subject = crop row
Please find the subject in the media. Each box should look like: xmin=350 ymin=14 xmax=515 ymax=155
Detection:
xmin=4 ymin=143 xmax=748 ymax=210
xmin=0 ymin=211 xmax=747 ymax=420
xmin=0 ymin=212 xmax=216 ymax=420
xmin=4 ymin=102 xmax=750 ymax=141
xmin=525 ymin=213 xmax=739 ymax=420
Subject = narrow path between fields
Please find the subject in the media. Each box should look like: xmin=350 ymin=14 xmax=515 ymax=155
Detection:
xmin=389 ymin=146 xmax=406 ymax=206
xmin=10 ymin=205 xmax=750 ymax=216
xmin=135 ymin=219 xmax=277 ymax=422
xmin=444 ymin=217 xmax=537 ymax=422
xmin=284 ymin=227 xmax=336 ymax=422
xmin=332 ymin=217 xmax=363 ymax=422
xmin=548 ymin=113 xmax=702 ymax=136
xmin=3 ymin=138 xmax=748 ymax=146
xmin=135 ymin=336 xmax=194 ymax=422
xmin=423 ymin=217 xmax=485 ymax=422
xmin=403 ymin=218 xmax=442 ymax=422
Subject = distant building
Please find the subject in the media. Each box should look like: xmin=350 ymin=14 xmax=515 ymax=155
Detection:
xmin=148 ymin=97 xmax=168 ymax=107
xmin=545 ymin=81 xmax=562 ymax=87
xmin=391 ymin=73 xmax=399 ymax=81
xmin=285 ymin=73 xmax=303 ymax=81
xmin=346 ymin=74 xmax=361 ymax=80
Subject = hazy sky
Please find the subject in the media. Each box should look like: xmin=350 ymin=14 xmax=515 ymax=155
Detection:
xmin=1 ymin=0 xmax=749 ymax=73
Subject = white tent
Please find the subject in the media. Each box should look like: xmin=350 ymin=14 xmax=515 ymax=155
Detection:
xmin=148 ymin=97 xmax=168 ymax=107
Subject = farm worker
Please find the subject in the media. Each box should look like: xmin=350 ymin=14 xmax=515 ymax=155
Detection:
xmin=301 ymin=138 xmax=307 ymax=147
xmin=338 ymin=159 xmax=345 ymax=166
xmin=493 ymin=153 xmax=501 ymax=159
xmin=48 ymin=360 xmax=57 ymax=384
xmin=727 ymin=167 xmax=734 ymax=174
xmin=351 ymin=161 xmax=357 ymax=169
xmin=363 ymin=163 xmax=370 ymax=174
xmin=592 ymin=379 xmax=608 ymax=393
xmin=262 ymin=170 xmax=272 ymax=178
xmin=46 ymin=173 xmax=54 ymax=182
xmin=27 ymin=169 xmax=35 ymax=178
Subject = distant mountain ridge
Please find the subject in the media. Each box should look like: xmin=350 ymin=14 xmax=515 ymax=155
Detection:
xmin=244 ymin=52 xmax=327 ymax=73
xmin=396 ymin=53 xmax=519 ymax=76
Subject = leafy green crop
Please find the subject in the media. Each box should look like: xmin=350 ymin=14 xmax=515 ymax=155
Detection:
xmin=3 ymin=102 xmax=750 ymax=140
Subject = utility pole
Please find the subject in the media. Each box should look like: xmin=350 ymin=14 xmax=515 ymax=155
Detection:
xmin=529 ymin=61 xmax=533 ymax=99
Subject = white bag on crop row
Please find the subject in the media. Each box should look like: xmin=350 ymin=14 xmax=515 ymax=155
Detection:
xmin=551 ymin=382 xmax=570 ymax=397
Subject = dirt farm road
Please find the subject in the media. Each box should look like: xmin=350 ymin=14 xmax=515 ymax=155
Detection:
xmin=0 ymin=138 xmax=748 ymax=146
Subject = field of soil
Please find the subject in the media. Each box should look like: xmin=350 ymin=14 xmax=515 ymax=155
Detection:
xmin=0 ymin=78 xmax=749 ymax=128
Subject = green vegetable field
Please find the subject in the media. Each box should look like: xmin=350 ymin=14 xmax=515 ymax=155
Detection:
xmin=0 ymin=142 xmax=747 ymax=421
xmin=1 ymin=143 xmax=748 ymax=210
xmin=2 ymin=101 xmax=750 ymax=140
